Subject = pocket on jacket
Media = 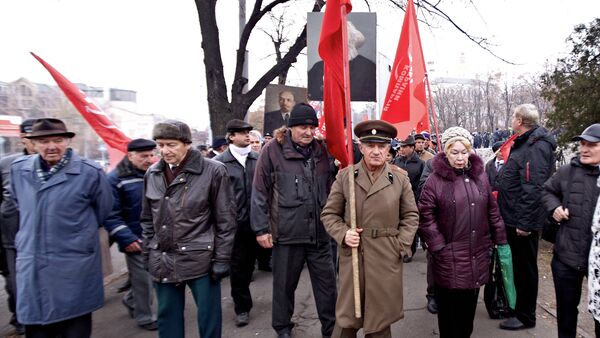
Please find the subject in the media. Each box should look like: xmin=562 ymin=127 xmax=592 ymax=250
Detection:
xmin=274 ymin=172 xmax=303 ymax=207
xmin=432 ymin=243 xmax=455 ymax=287
xmin=175 ymin=241 xmax=213 ymax=279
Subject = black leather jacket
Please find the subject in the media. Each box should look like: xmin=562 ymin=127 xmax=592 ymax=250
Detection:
xmin=141 ymin=149 xmax=236 ymax=283
xmin=214 ymin=148 xmax=258 ymax=225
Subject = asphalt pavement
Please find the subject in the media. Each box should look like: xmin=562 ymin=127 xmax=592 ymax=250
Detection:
xmin=1 ymin=245 xmax=568 ymax=338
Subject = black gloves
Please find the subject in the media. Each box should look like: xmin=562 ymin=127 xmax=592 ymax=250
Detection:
xmin=211 ymin=261 xmax=230 ymax=281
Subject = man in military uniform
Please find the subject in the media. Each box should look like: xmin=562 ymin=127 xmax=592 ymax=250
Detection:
xmin=321 ymin=120 xmax=419 ymax=338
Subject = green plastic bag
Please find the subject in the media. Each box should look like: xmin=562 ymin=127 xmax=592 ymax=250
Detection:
xmin=496 ymin=244 xmax=516 ymax=309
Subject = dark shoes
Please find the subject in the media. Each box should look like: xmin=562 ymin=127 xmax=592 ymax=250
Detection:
xmin=235 ymin=312 xmax=250 ymax=327
xmin=499 ymin=317 xmax=535 ymax=330
xmin=403 ymin=255 xmax=413 ymax=263
xmin=117 ymin=279 xmax=131 ymax=293
xmin=139 ymin=321 xmax=159 ymax=331
xmin=426 ymin=297 xmax=438 ymax=314
xmin=12 ymin=323 xmax=25 ymax=335
xmin=277 ymin=333 xmax=291 ymax=338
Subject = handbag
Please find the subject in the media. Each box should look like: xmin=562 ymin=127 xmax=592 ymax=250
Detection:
xmin=541 ymin=166 xmax=572 ymax=243
xmin=484 ymin=247 xmax=512 ymax=319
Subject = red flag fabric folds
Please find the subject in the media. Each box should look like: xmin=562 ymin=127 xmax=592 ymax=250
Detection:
xmin=318 ymin=0 xmax=352 ymax=168
xmin=31 ymin=52 xmax=131 ymax=167
xmin=380 ymin=0 xmax=430 ymax=139
xmin=499 ymin=133 xmax=518 ymax=161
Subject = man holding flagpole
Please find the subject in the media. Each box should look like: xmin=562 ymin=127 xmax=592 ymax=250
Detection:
xmin=322 ymin=120 xmax=419 ymax=338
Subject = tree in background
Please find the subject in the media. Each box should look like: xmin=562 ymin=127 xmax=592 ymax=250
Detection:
xmin=541 ymin=18 xmax=600 ymax=146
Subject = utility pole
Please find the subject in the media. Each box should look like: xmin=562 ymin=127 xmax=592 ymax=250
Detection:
xmin=239 ymin=0 xmax=248 ymax=94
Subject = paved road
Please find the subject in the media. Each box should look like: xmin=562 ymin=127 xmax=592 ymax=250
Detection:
xmin=2 ymin=247 xmax=568 ymax=338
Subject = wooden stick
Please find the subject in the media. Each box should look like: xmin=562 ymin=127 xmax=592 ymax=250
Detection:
xmin=348 ymin=165 xmax=361 ymax=318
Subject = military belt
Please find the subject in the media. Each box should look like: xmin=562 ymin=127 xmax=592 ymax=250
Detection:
xmin=362 ymin=227 xmax=400 ymax=238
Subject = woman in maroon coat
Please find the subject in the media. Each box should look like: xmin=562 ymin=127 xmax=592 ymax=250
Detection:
xmin=418 ymin=127 xmax=507 ymax=338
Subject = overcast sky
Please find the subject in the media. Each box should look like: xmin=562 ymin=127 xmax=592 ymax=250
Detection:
xmin=1 ymin=0 xmax=598 ymax=131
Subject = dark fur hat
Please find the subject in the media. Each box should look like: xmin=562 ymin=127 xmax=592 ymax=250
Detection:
xmin=152 ymin=120 xmax=192 ymax=144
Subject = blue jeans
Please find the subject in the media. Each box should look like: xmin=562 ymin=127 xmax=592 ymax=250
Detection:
xmin=154 ymin=275 xmax=222 ymax=338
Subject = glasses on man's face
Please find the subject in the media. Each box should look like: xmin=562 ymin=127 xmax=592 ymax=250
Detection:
xmin=34 ymin=137 xmax=67 ymax=146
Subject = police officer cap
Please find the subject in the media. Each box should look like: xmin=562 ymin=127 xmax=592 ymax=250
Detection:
xmin=354 ymin=120 xmax=397 ymax=143
xmin=226 ymin=119 xmax=253 ymax=132
xmin=127 ymin=138 xmax=156 ymax=152
xmin=572 ymin=123 xmax=600 ymax=143
xmin=20 ymin=119 xmax=36 ymax=134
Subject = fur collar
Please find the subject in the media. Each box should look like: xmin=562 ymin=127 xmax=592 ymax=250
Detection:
xmin=431 ymin=151 xmax=484 ymax=181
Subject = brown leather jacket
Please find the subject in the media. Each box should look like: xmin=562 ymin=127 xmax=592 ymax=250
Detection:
xmin=141 ymin=149 xmax=236 ymax=283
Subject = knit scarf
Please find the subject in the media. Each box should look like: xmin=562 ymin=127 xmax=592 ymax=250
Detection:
xmin=229 ymin=144 xmax=251 ymax=167
xmin=36 ymin=148 xmax=73 ymax=184
xmin=588 ymin=175 xmax=600 ymax=321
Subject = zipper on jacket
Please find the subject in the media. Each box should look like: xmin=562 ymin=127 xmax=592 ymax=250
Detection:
xmin=525 ymin=162 xmax=530 ymax=182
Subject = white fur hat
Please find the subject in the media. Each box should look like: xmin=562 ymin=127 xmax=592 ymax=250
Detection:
xmin=441 ymin=126 xmax=473 ymax=147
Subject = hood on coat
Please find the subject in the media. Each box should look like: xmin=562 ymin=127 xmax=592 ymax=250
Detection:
xmin=431 ymin=151 xmax=484 ymax=181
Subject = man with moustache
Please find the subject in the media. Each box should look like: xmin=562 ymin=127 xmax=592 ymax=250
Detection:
xmin=264 ymin=90 xmax=296 ymax=135
xmin=214 ymin=119 xmax=260 ymax=327
xmin=321 ymin=120 xmax=419 ymax=338
xmin=252 ymin=103 xmax=337 ymax=338
xmin=105 ymin=138 xmax=158 ymax=331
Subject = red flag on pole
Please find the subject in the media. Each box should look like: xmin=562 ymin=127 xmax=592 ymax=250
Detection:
xmin=31 ymin=52 xmax=131 ymax=167
xmin=380 ymin=0 xmax=430 ymax=139
xmin=318 ymin=0 xmax=352 ymax=168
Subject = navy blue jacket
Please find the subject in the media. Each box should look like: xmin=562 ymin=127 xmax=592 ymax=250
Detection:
xmin=105 ymin=157 xmax=145 ymax=251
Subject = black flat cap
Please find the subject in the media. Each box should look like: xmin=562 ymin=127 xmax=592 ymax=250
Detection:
xmin=20 ymin=119 xmax=36 ymax=134
xmin=226 ymin=119 xmax=253 ymax=132
xmin=572 ymin=123 xmax=600 ymax=143
xmin=127 ymin=138 xmax=156 ymax=152
xmin=414 ymin=133 xmax=426 ymax=141
xmin=264 ymin=132 xmax=273 ymax=138
xmin=354 ymin=120 xmax=397 ymax=143
xmin=212 ymin=137 xmax=227 ymax=149
xmin=400 ymin=135 xmax=416 ymax=146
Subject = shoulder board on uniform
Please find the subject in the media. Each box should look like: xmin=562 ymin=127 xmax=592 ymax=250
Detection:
xmin=390 ymin=164 xmax=408 ymax=177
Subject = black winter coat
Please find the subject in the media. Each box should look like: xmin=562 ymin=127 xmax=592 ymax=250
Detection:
xmin=485 ymin=159 xmax=501 ymax=191
xmin=393 ymin=151 xmax=424 ymax=198
xmin=214 ymin=148 xmax=258 ymax=226
xmin=542 ymin=157 xmax=600 ymax=272
xmin=418 ymin=153 xmax=507 ymax=289
xmin=0 ymin=152 xmax=27 ymax=248
xmin=141 ymin=149 xmax=236 ymax=283
xmin=251 ymin=129 xmax=334 ymax=245
xmin=497 ymin=127 xmax=556 ymax=231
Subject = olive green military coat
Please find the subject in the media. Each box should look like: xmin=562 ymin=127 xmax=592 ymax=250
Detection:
xmin=321 ymin=161 xmax=419 ymax=334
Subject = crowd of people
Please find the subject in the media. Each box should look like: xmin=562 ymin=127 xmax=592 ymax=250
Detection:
xmin=0 ymin=103 xmax=598 ymax=338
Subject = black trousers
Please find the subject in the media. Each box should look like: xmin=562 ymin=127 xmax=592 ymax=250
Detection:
xmin=230 ymin=224 xmax=261 ymax=314
xmin=272 ymin=242 xmax=337 ymax=336
xmin=552 ymin=255 xmax=587 ymax=338
xmin=25 ymin=313 xmax=92 ymax=338
xmin=426 ymin=252 xmax=435 ymax=299
xmin=506 ymin=226 xmax=539 ymax=327
xmin=436 ymin=287 xmax=479 ymax=338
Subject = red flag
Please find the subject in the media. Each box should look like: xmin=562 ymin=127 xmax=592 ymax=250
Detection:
xmin=318 ymin=0 xmax=352 ymax=168
xmin=380 ymin=0 xmax=430 ymax=139
xmin=31 ymin=52 xmax=131 ymax=168
xmin=499 ymin=133 xmax=518 ymax=161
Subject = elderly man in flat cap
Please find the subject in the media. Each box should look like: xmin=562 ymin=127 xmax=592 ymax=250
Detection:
xmin=141 ymin=120 xmax=235 ymax=338
xmin=0 ymin=118 xmax=36 ymax=335
xmin=252 ymin=103 xmax=337 ymax=338
xmin=321 ymin=120 xmax=419 ymax=338
xmin=214 ymin=119 xmax=261 ymax=327
xmin=105 ymin=138 xmax=158 ymax=331
xmin=9 ymin=118 xmax=113 ymax=337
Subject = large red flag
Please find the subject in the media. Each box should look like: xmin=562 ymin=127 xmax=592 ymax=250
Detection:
xmin=499 ymin=133 xmax=518 ymax=161
xmin=31 ymin=52 xmax=131 ymax=168
xmin=380 ymin=0 xmax=430 ymax=139
xmin=318 ymin=0 xmax=352 ymax=168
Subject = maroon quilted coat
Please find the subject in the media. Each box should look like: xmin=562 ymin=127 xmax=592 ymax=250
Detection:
xmin=418 ymin=152 xmax=507 ymax=290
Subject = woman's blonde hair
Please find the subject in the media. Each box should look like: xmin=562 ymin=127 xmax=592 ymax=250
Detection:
xmin=444 ymin=138 xmax=473 ymax=154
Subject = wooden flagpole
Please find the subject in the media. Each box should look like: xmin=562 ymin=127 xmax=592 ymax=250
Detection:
xmin=425 ymin=74 xmax=442 ymax=153
xmin=340 ymin=4 xmax=361 ymax=319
